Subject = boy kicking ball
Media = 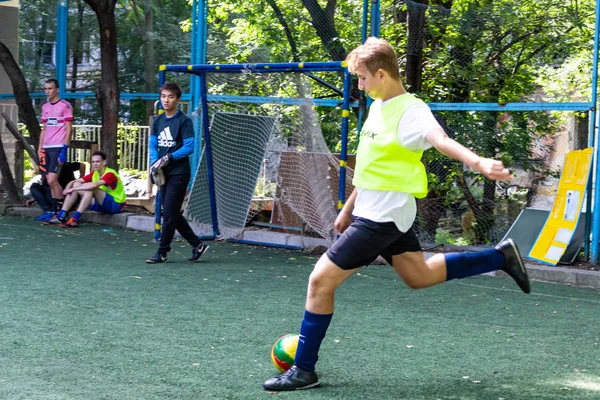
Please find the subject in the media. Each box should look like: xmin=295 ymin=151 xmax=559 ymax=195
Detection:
xmin=262 ymin=37 xmax=530 ymax=391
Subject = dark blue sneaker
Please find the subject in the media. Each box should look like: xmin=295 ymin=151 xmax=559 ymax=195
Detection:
xmin=188 ymin=243 xmax=209 ymax=262
xmin=146 ymin=252 xmax=167 ymax=264
xmin=263 ymin=365 xmax=319 ymax=391
xmin=34 ymin=211 xmax=54 ymax=222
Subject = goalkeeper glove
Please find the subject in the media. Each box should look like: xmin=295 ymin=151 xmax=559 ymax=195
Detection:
xmin=150 ymin=154 xmax=170 ymax=186
xmin=150 ymin=154 xmax=170 ymax=173
xmin=151 ymin=167 xmax=166 ymax=187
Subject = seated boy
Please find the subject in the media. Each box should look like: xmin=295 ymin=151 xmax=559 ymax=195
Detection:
xmin=29 ymin=161 xmax=86 ymax=221
xmin=45 ymin=151 xmax=126 ymax=227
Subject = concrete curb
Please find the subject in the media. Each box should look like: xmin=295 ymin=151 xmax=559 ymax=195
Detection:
xmin=496 ymin=265 xmax=600 ymax=290
xmin=4 ymin=206 xmax=134 ymax=228
xmin=2 ymin=205 xmax=598 ymax=290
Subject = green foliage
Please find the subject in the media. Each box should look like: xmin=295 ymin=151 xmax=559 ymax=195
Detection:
xmin=380 ymin=0 xmax=595 ymax=242
xmin=19 ymin=0 xmax=192 ymax=125
xmin=115 ymin=0 xmax=192 ymax=122
xmin=18 ymin=0 xmax=59 ymax=91
xmin=17 ymin=0 xmax=597 ymax=243
xmin=418 ymin=0 xmax=595 ymax=104
xmin=435 ymin=228 xmax=471 ymax=246
xmin=23 ymin=151 xmax=37 ymax=184
xmin=116 ymin=123 xmax=150 ymax=170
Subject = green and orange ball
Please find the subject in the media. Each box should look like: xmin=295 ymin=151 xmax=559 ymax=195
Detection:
xmin=271 ymin=334 xmax=299 ymax=372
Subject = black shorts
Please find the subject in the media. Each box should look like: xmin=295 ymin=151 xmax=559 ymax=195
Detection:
xmin=326 ymin=217 xmax=422 ymax=270
xmin=39 ymin=148 xmax=62 ymax=174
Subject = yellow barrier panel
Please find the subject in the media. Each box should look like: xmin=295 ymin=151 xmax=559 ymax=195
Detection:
xmin=528 ymin=148 xmax=593 ymax=265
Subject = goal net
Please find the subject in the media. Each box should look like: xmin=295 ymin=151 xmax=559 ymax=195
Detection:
xmin=184 ymin=66 xmax=353 ymax=243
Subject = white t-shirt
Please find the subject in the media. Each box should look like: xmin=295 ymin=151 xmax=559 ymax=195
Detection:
xmin=352 ymin=96 xmax=441 ymax=232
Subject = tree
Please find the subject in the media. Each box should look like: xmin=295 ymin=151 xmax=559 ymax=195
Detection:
xmin=122 ymin=0 xmax=155 ymax=122
xmin=300 ymin=0 xmax=347 ymax=61
xmin=172 ymin=0 xmax=594 ymax=243
xmin=117 ymin=0 xmax=191 ymax=123
xmin=411 ymin=0 xmax=595 ymax=242
xmin=18 ymin=0 xmax=57 ymax=92
xmin=0 ymin=135 xmax=19 ymax=203
xmin=84 ymin=0 xmax=120 ymax=168
xmin=265 ymin=0 xmax=301 ymax=62
xmin=0 ymin=41 xmax=42 ymax=202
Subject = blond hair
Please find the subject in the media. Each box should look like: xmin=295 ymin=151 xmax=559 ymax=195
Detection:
xmin=345 ymin=37 xmax=401 ymax=80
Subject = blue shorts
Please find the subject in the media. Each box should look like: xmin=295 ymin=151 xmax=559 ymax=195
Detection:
xmin=326 ymin=217 xmax=422 ymax=270
xmin=88 ymin=193 xmax=125 ymax=214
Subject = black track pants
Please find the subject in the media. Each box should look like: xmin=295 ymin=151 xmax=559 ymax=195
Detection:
xmin=159 ymin=173 xmax=201 ymax=253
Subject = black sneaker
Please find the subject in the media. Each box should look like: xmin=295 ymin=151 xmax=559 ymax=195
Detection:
xmin=263 ymin=365 xmax=319 ymax=391
xmin=496 ymin=238 xmax=531 ymax=293
xmin=43 ymin=214 xmax=67 ymax=225
xmin=188 ymin=243 xmax=209 ymax=262
xmin=146 ymin=252 xmax=167 ymax=264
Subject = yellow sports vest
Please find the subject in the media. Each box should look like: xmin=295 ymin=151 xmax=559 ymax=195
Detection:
xmin=93 ymin=167 xmax=126 ymax=204
xmin=353 ymin=94 xmax=428 ymax=198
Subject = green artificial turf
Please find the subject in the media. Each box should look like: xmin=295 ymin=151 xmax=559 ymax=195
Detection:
xmin=0 ymin=215 xmax=599 ymax=399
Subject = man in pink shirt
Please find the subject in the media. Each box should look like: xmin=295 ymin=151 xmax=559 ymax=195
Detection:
xmin=38 ymin=79 xmax=73 ymax=213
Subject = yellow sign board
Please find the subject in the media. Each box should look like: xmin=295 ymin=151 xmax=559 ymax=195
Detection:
xmin=528 ymin=148 xmax=593 ymax=265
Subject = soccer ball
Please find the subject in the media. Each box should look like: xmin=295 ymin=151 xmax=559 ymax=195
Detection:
xmin=271 ymin=333 xmax=299 ymax=372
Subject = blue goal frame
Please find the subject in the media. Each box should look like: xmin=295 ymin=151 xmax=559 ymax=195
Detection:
xmin=154 ymin=61 xmax=354 ymax=245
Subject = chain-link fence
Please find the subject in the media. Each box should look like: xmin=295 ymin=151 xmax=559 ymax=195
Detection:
xmin=416 ymin=110 xmax=587 ymax=246
xmin=378 ymin=0 xmax=595 ymax=245
xmin=203 ymin=0 xmax=596 ymax=246
xmin=14 ymin=0 xmax=596 ymax=248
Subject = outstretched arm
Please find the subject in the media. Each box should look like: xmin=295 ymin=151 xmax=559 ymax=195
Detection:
xmin=426 ymin=127 xmax=513 ymax=181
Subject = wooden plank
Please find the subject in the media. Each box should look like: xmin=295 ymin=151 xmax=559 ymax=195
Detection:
xmin=1 ymin=112 xmax=38 ymax=165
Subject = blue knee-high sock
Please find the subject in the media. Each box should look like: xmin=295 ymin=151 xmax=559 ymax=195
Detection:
xmin=445 ymin=249 xmax=504 ymax=281
xmin=73 ymin=211 xmax=82 ymax=221
xmin=293 ymin=310 xmax=333 ymax=372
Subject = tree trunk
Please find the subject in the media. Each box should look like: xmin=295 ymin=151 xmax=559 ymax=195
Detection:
xmin=437 ymin=1 xmax=491 ymax=242
xmin=417 ymin=194 xmax=445 ymax=242
xmin=405 ymin=0 xmax=427 ymax=93
xmin=0 ymin=135 xmax=20 ymax=203
xmin=575 ymin=113 xmax=589 ymax=150
xmin=301 ymin=0 xmax=346 ymax=61
xmin=404 ymin=0 xmax=449 ymax=241
xmin=473 ymin=179 xmax=496 ymax=243
xmin=0 ymin=40 xmax=42 ymax=150
xmin=266 ymin=0 xmax=300 ymax=62
xmin=84 ymin=0 xmax=120 ymax=169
